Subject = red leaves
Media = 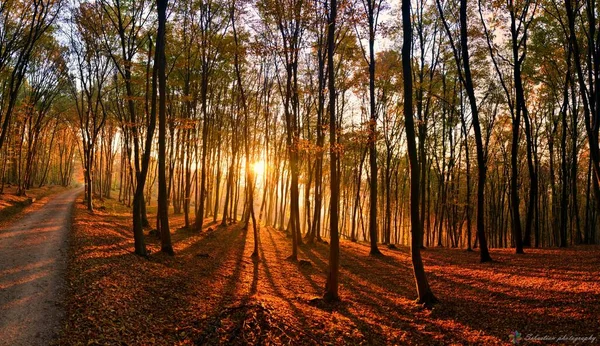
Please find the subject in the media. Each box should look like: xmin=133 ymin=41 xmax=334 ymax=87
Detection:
xmin=56 ymin=199 xmax=600 ymax=345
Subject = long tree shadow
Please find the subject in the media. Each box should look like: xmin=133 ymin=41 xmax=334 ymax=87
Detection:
xmin=175 ymin=223 xmax=251 ymax=343
xmin=253 ymin=227 xmax=323 ymax=344
xmin=293 ymin=234 xmax=574 ymax=344
xmin=317 ymin=238 xmax=600 ymax=343
xmin=62 ymin=199 xmax=600 ymax=345
xmin=298 ymin=241 xmax=452 ymax=344
xmin=260 ymin=227 xmax=463 ymax=345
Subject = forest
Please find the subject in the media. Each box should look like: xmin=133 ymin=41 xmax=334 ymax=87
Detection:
xmin=0 ymin=0 xmax=599 ymax=344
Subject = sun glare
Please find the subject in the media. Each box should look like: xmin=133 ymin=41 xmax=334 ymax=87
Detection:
xmin=252 ymin=160 xmax=267 ymax=178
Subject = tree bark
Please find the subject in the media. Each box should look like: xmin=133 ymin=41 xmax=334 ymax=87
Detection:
xmin=324 ymin=0 xmax=340 ymax=302
xmin=402 ymin=0 xmax=437 ymax=306
xmin=157 ymin=0 xmax=173 ymax=255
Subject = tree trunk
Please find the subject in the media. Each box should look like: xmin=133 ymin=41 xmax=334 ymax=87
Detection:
xmin=324 ymin=0 xmax=340 ymax=302
xmin=157 ymin=0 xmax=173 ymax=255
xmin=367 ymin=0 xmax=381 ymax=256
xmin=402 ymin=0 xmax=436 ymax=306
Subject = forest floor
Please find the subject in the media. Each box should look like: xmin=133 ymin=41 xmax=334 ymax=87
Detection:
xmin=55 ymin=196 xmax=600 ymax=345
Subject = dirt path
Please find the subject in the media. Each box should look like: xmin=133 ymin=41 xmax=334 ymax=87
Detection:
xmin=0 ymin=187 xmax=82 ymax=346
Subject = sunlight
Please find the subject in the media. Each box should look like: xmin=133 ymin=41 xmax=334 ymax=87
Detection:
xmin=252 ymin=159 xmax=267 ymax=178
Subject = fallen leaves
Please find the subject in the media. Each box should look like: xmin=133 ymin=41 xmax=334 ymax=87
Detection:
xmin=56 ymin=197 xmax=600 ymax=345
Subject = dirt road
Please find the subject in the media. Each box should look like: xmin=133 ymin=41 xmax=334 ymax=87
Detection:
xmin=0 ymin=187 xmax=82 ymax=346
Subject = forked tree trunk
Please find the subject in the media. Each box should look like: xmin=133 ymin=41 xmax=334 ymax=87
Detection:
xmin=231 ymin=1 xmax=259 ymax=257
xmin=402 ymin=0 xmax=437 ymax=306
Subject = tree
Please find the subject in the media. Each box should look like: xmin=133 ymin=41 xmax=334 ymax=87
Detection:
xmin=97 ymin=0 xmax=154 ymax=254
xmin=354 ymin=0 xmax=385 ymax=255
xmin=0 ymin=0 xmax=62 ymax=153
xmin=435 ymin=0 xmax=492 ymax=262
xmin=259 ymin=0 xmax=307 ymax=260
xmin=402 ymin=0 xmax=437 ymax=306
xmin=65 ymin=3 xmax=112 ymax=212
xmin=324 ymin=0 xmax=340 ymax=302
xmin=564 ymin=0 xmax=600 ymax=245
xmin=231 ymin=0 xmax=259 ymax=257
xmin=157 ymin=0 xmax=173 ymax=255
xmin=17 ymin=37 xmax=65 ymax=196
xmin=193 ymin=0 xmax=230 ymax=232
xmin=305 ymin=0 xmax=328 ymax=245
xmin=479 ymin=0 xmax=537 ymax=254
